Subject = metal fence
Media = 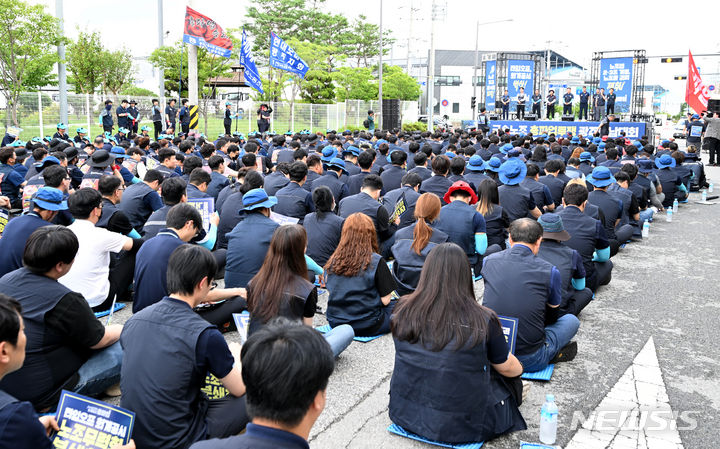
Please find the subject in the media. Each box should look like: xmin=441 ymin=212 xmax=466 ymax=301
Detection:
xmin=1 ymin=92 xmax=419 ymax=140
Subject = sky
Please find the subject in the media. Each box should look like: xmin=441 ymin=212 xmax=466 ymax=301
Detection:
xmin=36 ymin=0 xmax=720 ymax=111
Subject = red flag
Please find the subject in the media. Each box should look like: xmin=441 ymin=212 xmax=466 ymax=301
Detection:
xmin=686 ymin=50 xmax=710 ymax=114
xmin=183 ymin=6 xmax=233 ymax=58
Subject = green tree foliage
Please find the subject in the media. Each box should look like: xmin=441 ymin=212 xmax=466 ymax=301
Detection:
xmin=381 ymin=65 xmax=422 ymax=101
xmin=101 ymin=49 xmax=134 ymax=95
xmin=333 ymin=67 xmax=377 ymax=101
xmin=0 ymin=0 xmax=61 ymax=125
xmin=66 ymin=30 xmax=104 ymax=94
xmin=120 ymin=86 xmax=158 ymax=98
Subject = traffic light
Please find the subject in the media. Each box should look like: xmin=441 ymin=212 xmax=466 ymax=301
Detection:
xmin=662 ymin=57 xmax=683 ymax=63
xmin=674 ymin=76 xmax=688 ymax=80
xmin=471 ymin=96 xmax=476 ymax=110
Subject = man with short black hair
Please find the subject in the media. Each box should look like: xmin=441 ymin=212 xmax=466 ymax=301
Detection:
xmin=408 ymin=151 xmax=432 ymax=181
xmin=346 ymin=150 xmax=375 ymax=195
xmin=522 ymin=163 xmax=555 ymax=212
xmin=382 ymin=173 xmax=422 ymax=229
xmin=122 ymin=244 xmax=248 ymax=449
xmin=0 ymin=147 xmax=26 ymax=208
xmin=538 ymin=159 xmax=567 ymax=206
xmin=482 ymin=218 xmax=580 ymax=372
xmin=188 ymin=168 xmax=212 ymax=199
xmin=190 ymin=319 xmax=334 ymax=449
xmin=0 ymin=226 xmax=123 ymax=410
xmin=120 ymin=169 xmax=164 ymax=230
xmin=274 ymin=162 xmax=314 ymax=224
xmin=207 ymin=155 xmax=230 ymax=201
xmin=97 ymin=175 xmax=134 ymax=235
xmin=420 ymin=155 xmax=453 ymax=204
xmin=265 ymin=162 xmax=292 ymax=196
xmin=156 ymin=147 xmax=180 ymax=179
xmin=143 ymin=177 xmax=188 ymax=238
xmin=380 ymin=150 xmax=407 ymax=192
xmin=312 ymin=158 xmax=349 ymax=206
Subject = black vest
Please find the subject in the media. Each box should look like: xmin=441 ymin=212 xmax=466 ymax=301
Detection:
xmin=435 ymin=201 xmax=480 ymax=262
xmin=247 ymin=276 xmax=314 ymax=336
xmin=558 ymin=206 xmax=600 ymax=281
xmin=303 ymin=212 xmax=344 ymax=266
xmin=273 ymin=182 xmax=311 ymax=223
xmin=498 ymin=184 xmax=534 ymax=222
xmin=120 ymin=182 xmax=156 ymax=230
xmin=538 ymin=240 xmax=576 ymax=304
xmin=338 ymin=192 xmax=383 ymax=231
xmin=588 ymin=190 xmax=621 ymax=239
xmin=121 ymin=298 xmax=213 ymax=449
xmin=420 ymin=175 xmax=453 ymax=205
xmin=382 ymin=186 xmax=420 ymax=229
xmin=326 ymin=253 xmax=383 ymax=331
xmin=483 ymin=205 xmax=508 ymax=248
xmin=655 ymin=168 xmax=679 ymax=208
xmin=225 ymin=213 xmax=279 ymax=288
xmin=390 ymin=225 xmax=446 ymax=295
xmin=312 ymin=172 xmax=345 ymax=204
xmin=96 ymin=198 xmax=120 ymax=228
xmin=143 ymin=204 xmax=172 ymax=239
xmin=380 ymin=165 xmax=407 ymax=192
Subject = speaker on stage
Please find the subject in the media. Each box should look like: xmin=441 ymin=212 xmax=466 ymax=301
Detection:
xmin=525 ymin=114 xmax=538 ymax=121
xmin=561 ymin=115 xmax=575 ymax=122
xmin=709 ymin=99 xmax=720 ymax=115
xmin=382 ymin=99 xmax=401 ymax=130
xmin=489 ymin=114 xmax=499 ymax=120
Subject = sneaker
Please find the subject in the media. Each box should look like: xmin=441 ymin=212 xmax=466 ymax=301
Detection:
xmin=550 ymin=341 xmax=578 ymax=364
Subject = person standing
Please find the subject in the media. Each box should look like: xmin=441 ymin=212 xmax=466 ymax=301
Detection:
xmin=128 ymin=100 xmax=139 ymax=134
xmin=531 ymin=89 xmax=542 ymax=118
xmin=116 ymin=99 xmax=130 ymax=131
xmin=593 ymin=88 xmax=606 ymax=121
xmin=223 ymin=101 xmax=233 ymax=136
xmin=257 ymin=104 xmax=272 ymax=134
xmin=501 ymin=89 xmax=510 ymax=120
xmin=606 ymin=88 xmax=616 ymax=115
xmin=366 ymin=110 xmax=375 ymax=133
xmin=562 ymin=87 xmax=574 ymax=117
xmin=686 ymin=113 xmax=705 ymax=151
xmin=179 ymin=99 xmax=191 ymax=135
xmin=546 ymin=89 xmax=557 ymax=119
xmin=151 ymin=99 xmax=163 ymax=141
xmin=515 ymin=87 xmax=527 ymax=120
xmin=703 ymin=112 xmax=720 ymax=166
xmin=100 ymin=100 xmax=114 ymax=133
xmin=578 ymin=86 xmax=590 ymax=120
xmin=165 ymin=99 xmax=177 ymax=134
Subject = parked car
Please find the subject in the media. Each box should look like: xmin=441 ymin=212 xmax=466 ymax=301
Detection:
xmin=672 ymin=119 xmax=687 ymax=139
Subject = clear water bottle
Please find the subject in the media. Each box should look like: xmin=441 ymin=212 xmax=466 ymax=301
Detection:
xmin=539 ymin=394 xmax=558 ymax=444
xmin=672 ymin=199 xmax=678 ymax=214
xmin=702 ymin=190 xmax=708 ymax=202
xmin=666 ymin=208 xmax=673 ymax=222
xmin=710 ymin=183 xmax=715 ymax=193
xmin=642 ymin=221 xmax=650 ymax=238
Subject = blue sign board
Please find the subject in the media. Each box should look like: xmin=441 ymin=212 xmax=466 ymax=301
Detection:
xmin=269 ymin=32 xmax=309 ymax=79
xmin=508 ymin=60 xmax=534 ymax=109
xmin=498 ymin=315 xmax=519 ymax=354
xmin=187 ymin=197 xmax=214 ymax=232
xmin=485 ymin=60 xmax=496 ymax=111
xmin=240 ymin=29 xmax=263 ymax=94
xmin=53 ymin=390 xmax=135 ymax=448
xmin=489 ymin=120 xmax=646 ymax=139
xmin=599 ymin=57 xmax=634 ymax=113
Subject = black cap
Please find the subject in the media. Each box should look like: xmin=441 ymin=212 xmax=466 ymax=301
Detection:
xmin=88 ymin=150 xmax=113 ymax=168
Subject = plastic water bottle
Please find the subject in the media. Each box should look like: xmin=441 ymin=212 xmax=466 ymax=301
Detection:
xmin=539 ymin=394 xmax=558 ymax=444
xmin=710 ymin=183 xmax=715 ymax=193
xmin=672 ymin=199 xmax=679 ymax=214
xmin=642 ymin=221 xmax=650 ymax=238
xmin=702 ymin=189 xmax=708 ymax=202
xmin=666 ymin=208 xmax=673 ymax=222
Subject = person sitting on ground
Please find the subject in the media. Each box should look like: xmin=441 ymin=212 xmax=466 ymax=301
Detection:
xmin=380 ymin=150 xmax=407 ymax=192
xmin=537 ymin=213 xmax=593 ymax=316
xmin=586 ymin=166 xmax=634 ymax=255
xmin=187 ymin=167 xmax=212 ymax=199
xmin=382 ymin=172 xmax=422 ymax=230
xmin=207 ymin=155 xmax=230 ymax=201
xmin=482 ymin=218 xmax=580 ymax=372
xmin=0 ymin=226 xmax=123 ymax=411
xmin=133 ymin=203 xmax=246 ymax=329
xmin=217 ymin=171 xmax=264 ymax=250
xmin=189 ymin=319 xmax=334 ymax=449
xmin=96 ymin=175 xmax=137 ymax=235
xmin=0 ymin=147 xmax=27 ymax=209
xmin=346 ymin=150 xmax=374 ymax=195
xmin=419 ymin=155 xmax=453 ymax=204
xmin=408 ymin=151 xmax=432 ymax=181
xmin=156 ymin=147 xmax=180 ymax=179
xmin=521 ymin=163 xmax=555 ymax=213
xmin=60 ymin=188 xmax=141 ymax=312
xmin=142 ymin=176 xmax=187 ymax=239
xmin=121 ymin=244 xmax=248 ymax=449
xmin=538 ymin=159 xmax=567 ymax=207
xmin=391 ymin=193 xmax=448 ymax=295
xmin=389 ymin=243 xmax=526 ymax=444
xmin=303 ymin=186 xmax=345 ymax=268
xmin=264 ymin=162 xmax=291 ymax=196
xmin=273 ymin=161 xmax=314 ymax=224
xmin=312 ymin=158 xmax=349 ymax=206
xmin=119 ymin=168 xmax=164 ymax=231
xmin=476 ymin=178 xmax=510 ymax=252
xmin=246 ymin=225 xmax=354 ymax=357
xmin=557 ymin=183 xmax=612 ymax=291
xmin=498 ymin=158 xmax=542 ymax=221
xmin=325 ymin=213 xmax=398 ymax=337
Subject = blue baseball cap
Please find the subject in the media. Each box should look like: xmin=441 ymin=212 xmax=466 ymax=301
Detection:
xmin=633 ymin=140 xmax=643 ymax=148
xmin=507 ymin=149 xmax=522 ymax=158
xmin=374 ymin=139 xmax=388 ymax=149
xmin=321 ymin=146 xmax=337 ymax=162
xmin=225 ymin=101 xmax=233 ymax=106
xmin=33 ymin=187 xmax=68 ymax=211
xmin=38 ymin=156 xmax=60 ymax=169
xmin=593 ymin=137 xmax=602 ymax=144
xmin=587 ymin=166 xmax=616 ymax=187
xmin=498 ymin=158 xmax=527 ymax=185
xmin=597 ymin=142 xmax=606 ymax=152
xmin=56 ymin=123 xmax=67 ymax=130
xmin=538 ymin=213 xmax=571 ymax=241
xmin=110 ymin=146 xmax=129 ymax=158
xmin=579 ymin=152 xmax=595 ymax=163
xmin=343 ymin=145 xmax=360 ymax=156
xmin=466 ymin=155 xmax=485 ymax=172
xmin=485 ymin=157 xmax=502 ymax=172
xmin=76 ymin=127 xmax=88 ymax=134
xmin=242 ymin=188 xmax=277 ymax=211
xmin=571 ymin=136 xmax=580 ymax=143
xmin=655 ymin=154 xmax=676 ymax=169
xmin=636 ymin=159 xmax=654 ymax=173
xmin=691 ymin=114 xmax=699 ymax=120
xmin=141 ymin=125 xmax=151 ymax=132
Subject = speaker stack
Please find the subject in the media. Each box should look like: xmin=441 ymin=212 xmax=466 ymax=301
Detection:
xmin=382 ymin=99 xmax=401 ymax=130
xmin=561 ymin=115 xmax=575 ymax=122
xmin=707 ymin=99 xmax=720 ymax=115
xmin=489 ymin=114 xmax=500 ymax=121
xmin=524 ymin=114 xmax=538 ymax=121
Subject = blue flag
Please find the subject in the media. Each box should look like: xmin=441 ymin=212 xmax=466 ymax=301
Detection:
xmin=269 ymin=32 xmax=309 ymax=79
xmin=240 ymin=29 xmax=263 ymax=94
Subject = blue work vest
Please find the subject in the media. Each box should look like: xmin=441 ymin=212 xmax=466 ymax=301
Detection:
xmin=538 ymin=240 xmax=576 ymax=304
xmin=380 ymin=165 xmax=407 ymax=192
xmin=655 ymin=168 xmax=679 ymax=208
xmin=312 ymin=172 xmax=346 ymax=204
xmin=435 ymin=201 xmax=480 ymax=262
xmin=588 ymin=190 xmax=622 ymax=240
xmin=420 ymin=175 xmax=453 ymax=204
xmin=557 ymin=206 xmax=600 ymax=282
xmin=225 ymin=212 xmax=279 ymax=288
xmin=498 ymin=184 xmax=534 ymax=222
xmin=326 ymin=253 xmax=383 ymax=331
xmin=382 ymin=186 xmax=420 ymax=229
xmin=273 ymin=182 xmax=312 ymax=223
xmin=120 ymin=182 xmax=158 ymax=230
xmin=483 ymin=205 xmax=508 ymax=249
xmin=391 ymin=224 xmax=448 ymax=294
xmin=96 ymin=198 xmax=121 ymax=229
xmin=303 ymin=212 xmax=344 ymax=266
xmin=338 ymin=192 xmax=383 ymax=230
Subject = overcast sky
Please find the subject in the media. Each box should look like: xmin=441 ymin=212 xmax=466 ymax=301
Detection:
xmin=36 ymin=0 xmax=720 ymax=109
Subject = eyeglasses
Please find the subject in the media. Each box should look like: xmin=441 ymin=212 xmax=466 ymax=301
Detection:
xmin=116 ymin=187 xmax=125 ymax=192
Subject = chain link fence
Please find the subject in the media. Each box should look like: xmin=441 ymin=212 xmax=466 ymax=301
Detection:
xmin=1 ymin=92 xmax=418 ymax=141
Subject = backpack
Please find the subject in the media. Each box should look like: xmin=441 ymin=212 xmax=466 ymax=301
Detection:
xmin=363 ymin=119 xmax=370 ymax=129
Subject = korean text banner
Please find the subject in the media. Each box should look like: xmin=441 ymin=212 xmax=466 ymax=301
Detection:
xmin=187 ymin=198 xmax=215 ymax=232
xmin=599 ymin=58 xmax=633 ymax=113
xmin=489 ymin=120 xmax=646 ymax=140
xmin=183 ymin=6 xmax=233 ymax=58
xmin=240 ymin=29 xmax=264 ymax=94
xmin=686 ymin=50 xmax=710 ymax=114
xmin=507 ymin=60 xmax=534 ymax=109
xmin=52 ymin=390 xmax=135 ymax=448
xmin=269 ymin=32 xmax=309 ymax=79
xmin=485 ymin=60 xmax=496 ymax=111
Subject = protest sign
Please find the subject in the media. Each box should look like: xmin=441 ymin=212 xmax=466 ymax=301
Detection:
xmin=187 ymin=197 xmax=215 ymax=232
xmin=497 ymin=315 xmax=519 ymax=355
xmin=599 ymin=57 xmax=633 ymax=113
xmin=269 ymin=32 xmax=309 ymax=78
xmin=183 ymin=6 xmax=233 ymax=58
xmin=233 ymin=311 xmax=250 ymax=345
xmin=270 ymin=211 xmax=299 ymax=226
xmin=388 ymin=193 xmax=407 ymax=224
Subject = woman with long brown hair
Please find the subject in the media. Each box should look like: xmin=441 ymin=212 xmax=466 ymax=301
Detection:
xmin=476 ymin=178 xmax=510 ymax=251
xmin=389 ymin=243 xmax=526 ymax=444
xmin=390 ymin=193 xmax=448 ymax=294
xmin=325 ymin=213 xmax=398 ymax=336
xmin=247 ymin=224 xmax=354 ymax=357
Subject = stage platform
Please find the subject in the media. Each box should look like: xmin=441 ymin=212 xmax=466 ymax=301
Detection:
xmin=487 ymin=119 xmax=647 ymax=139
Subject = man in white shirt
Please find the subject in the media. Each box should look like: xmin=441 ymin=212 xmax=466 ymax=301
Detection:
xmin=60 ymin=188 xmax=140 ymax=311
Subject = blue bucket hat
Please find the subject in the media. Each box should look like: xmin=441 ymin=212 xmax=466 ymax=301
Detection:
xmin=593 ymin=137 xmax=602 ymax=144
xmin=33 ymin=187 xmax=68 ymax=211
xmin=242 ymin=188 xmax=277 ymax=211
xmin=327 ymin=157 xmax=347 ymax=173
xmin=498 ymin=158 xmax=527 ymax=185
xmin=655 ymin=154 xmax=676 ymax=169
xmin=691 ymin=114 xmax=699 ymax=120
xmin=343 ymin=145 xmax=360 ymax=157
xmin=587 ymin=166 xmax=616 ymax=187
xmin=110 ymin=146 xmax=129 ymax=159
xmin=597 ymin=142 xmax=606 ymax=152
xmin=76 ymin=127 xmax=88 ymax=134
xmin=321 ymin=146 xmax=337 ymax=162
xmin=466 ymin=155 xmax=485 ymax=172
xmin=56 ymin=123 xmax=67 ymax=130
xmin=571 ymin=136 xmax=580 ymax=143
xmin=500 ymin=143 xmax=514 ymax=154
xmin=485 ymin=157 xmax=502 ymax=172
xmin=636 ymin=159 xmax=655 ymax=173
xmin=579 ymin=152 xmax=595 ymax=163
xmin=538 ymin=213 xmax=571 ymax=241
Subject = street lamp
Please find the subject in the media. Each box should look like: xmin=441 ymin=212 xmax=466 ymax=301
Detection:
xmin=472 ymin=18 xmax=513 ymax=124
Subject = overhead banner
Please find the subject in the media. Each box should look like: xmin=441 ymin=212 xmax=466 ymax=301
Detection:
xmin=507 ymin=60 xmax=534 ymax=109
xmin=686 ymin=50 xmax=710 ymax=114
xmin=599 ymin=57 xmax=633 ymax=113
xmin=240 ymin=29 xmax=264 ymax=94
xmin=485 ymin=60 xmax=496 ymax=111
xmin=269 ymin=32 xmax=309 ymax=79
xmin=488 ymin=120 xmax=647 ymax=140
xmin=183 ymin=6 xmax=233 ymax=58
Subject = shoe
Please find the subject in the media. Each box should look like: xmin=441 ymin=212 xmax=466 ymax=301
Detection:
xmin=104 ymin=383 xmax=122 ymax=397
xmin=550 ymin=341 xmax=578 ymax=364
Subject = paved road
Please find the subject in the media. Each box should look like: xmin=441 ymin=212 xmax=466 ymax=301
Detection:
xmin=108 ymin=157 xmax=719 ymax=449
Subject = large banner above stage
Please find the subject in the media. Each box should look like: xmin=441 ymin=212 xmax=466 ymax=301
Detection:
xmin=183 ymin=7 xmax=233 ymax=58
xmin=489 ymin=120 xmax=646 ymax=139
xmin=507 ymin=60 xmax=534 ymax=109
xmin=485 ymin=60 xmax=496 ymax=111
xmin=599 ymin=58 xmax=633 ymax=113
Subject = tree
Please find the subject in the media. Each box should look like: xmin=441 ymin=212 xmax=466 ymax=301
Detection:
xmin=101 ymin=49 xmax=134 ymax=95
xmin=120 ymin=86 xmax=157 ymax=98
xmin=66 ymin=30 xmax=105 ymax=94
xmin=333 ymin=67 xmax=377 ymax=101
xmin=0 ymin=0 xmax=61 ymax=125
xmin=343 ymin=15 xmax=394 ymax=67
xmin=381 ymin=64 xmax=422 ymax=101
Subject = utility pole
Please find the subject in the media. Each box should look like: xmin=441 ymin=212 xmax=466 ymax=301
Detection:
xmin=472 ymin=20 xmax=479 ymax=125
xmin=187 ymin=0 xmax=199 ymax=105
xmin=56 ymin=0 xmax=68 ymax=126
xmin=406 ymin=0 xmax=413 ymax=76
xmin=426 ymin=0 xmax=437 ymax=132
xmin=157 ymin=0 xmax=165 ymax=99
xmin=378 ymin=0 xmax=383 ymax=131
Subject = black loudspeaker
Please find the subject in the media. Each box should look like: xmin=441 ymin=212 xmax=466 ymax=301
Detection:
xmin=562 ymin=115 xmax=575 ymax=121
xmin=525 ymin=114 xmax=538 ymax=121
xmin=708 ymin=99 xmax=720 ymax=115
xmin=489 ymin=114 xmax=500 ymax=120
xmin=382 ymin=99 xmax=401 ymax=130
xmin=612 ymin=116 xmax=620 ymax=122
